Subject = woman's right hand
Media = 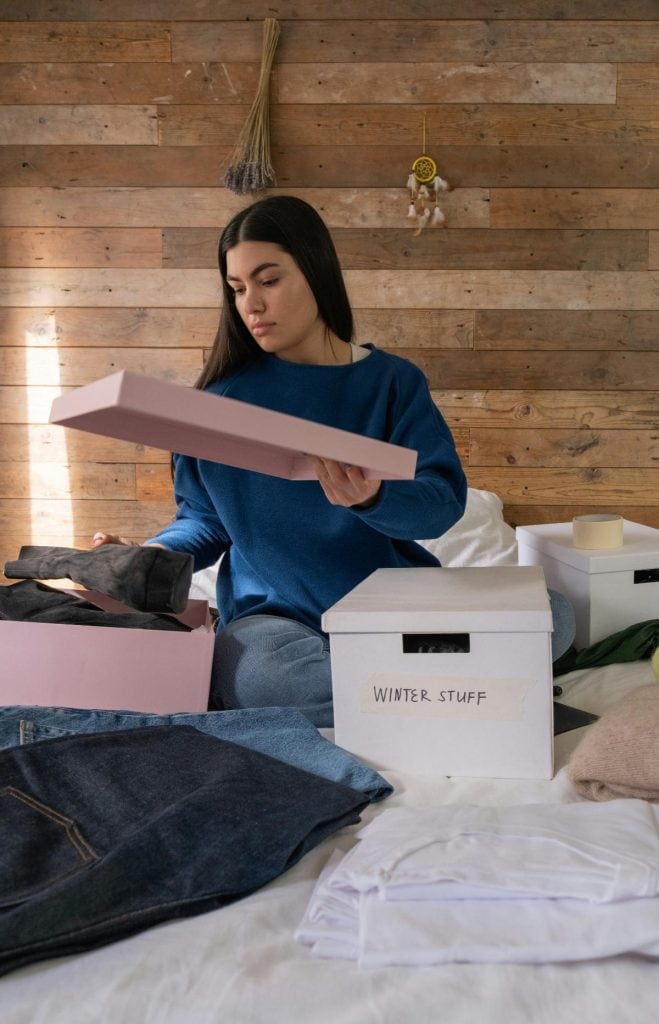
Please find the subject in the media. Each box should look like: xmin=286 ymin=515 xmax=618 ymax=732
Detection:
xmin=91 ymin=532 xmax=139 ymax=548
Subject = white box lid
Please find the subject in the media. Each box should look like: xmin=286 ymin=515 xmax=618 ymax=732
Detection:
xmin=516 ymin=520 xmax=659 ymax=573
xmin=322 ymin=566 xmax=552 ymax=634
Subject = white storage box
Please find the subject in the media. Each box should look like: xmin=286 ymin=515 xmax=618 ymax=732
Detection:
xmin=323 ymin=566 xmax=554 ymax=779
xmin=516 ymin=520 xmax=659 ymax=648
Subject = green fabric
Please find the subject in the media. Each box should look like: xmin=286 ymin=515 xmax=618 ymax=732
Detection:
xmin=553 ymin=619 xmax=659 ymax=678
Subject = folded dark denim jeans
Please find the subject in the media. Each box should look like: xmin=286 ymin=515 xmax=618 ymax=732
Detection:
xmin=0 ymin=725 xmax=368 ymax=976
xmin=0 ymin=704 xmax=393 ymax=804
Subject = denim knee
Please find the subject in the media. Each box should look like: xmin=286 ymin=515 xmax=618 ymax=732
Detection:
xmin=210 ymin=614 xmax=333 ymax=727
xmin=548 ymin=589 xmax=576 ymax=662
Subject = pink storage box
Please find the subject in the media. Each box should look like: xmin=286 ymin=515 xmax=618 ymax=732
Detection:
xmin=0 ymin=588 xmax=215 ymax=713
xmin=49 ymin=370 xmax=417 ymax=481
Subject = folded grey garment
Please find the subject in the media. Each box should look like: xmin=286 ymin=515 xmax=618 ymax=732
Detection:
xmin=0 ymin=580 xmax=192 ymax=632
xmin=4 ymin=544 xmax=194 ymax=614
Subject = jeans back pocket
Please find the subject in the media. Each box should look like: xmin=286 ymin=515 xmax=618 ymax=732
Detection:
xmin=0 ymin=787 xmax=98 ymax=909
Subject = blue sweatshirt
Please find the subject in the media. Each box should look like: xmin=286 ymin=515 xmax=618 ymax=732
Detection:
xmin=149 ymin=345 xmax=467 ymax=632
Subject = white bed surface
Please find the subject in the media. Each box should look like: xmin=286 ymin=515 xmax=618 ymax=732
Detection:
xmin=3 ymin=658 xmax=657 ymax=1024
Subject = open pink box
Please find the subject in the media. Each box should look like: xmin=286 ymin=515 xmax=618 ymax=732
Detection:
xmin=49 ymin=371 xmax=417 ymax=480
xmin=0 ymin=588 xmax=214 ymax=713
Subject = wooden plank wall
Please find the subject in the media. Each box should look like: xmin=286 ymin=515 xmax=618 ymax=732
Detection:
xmin=1 ymin=2 xmax=658 ymax=581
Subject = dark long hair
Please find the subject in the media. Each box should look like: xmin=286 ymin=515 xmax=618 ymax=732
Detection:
xmin=194 ymin=195 xmax=354 ymax=390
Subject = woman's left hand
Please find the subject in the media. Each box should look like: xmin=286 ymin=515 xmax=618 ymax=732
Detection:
xmin=311 ymin=457 xmax=381 ymax=509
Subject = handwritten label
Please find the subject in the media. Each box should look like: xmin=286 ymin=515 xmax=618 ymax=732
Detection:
xmin=360 ymin=674 xmax=531 ymax=720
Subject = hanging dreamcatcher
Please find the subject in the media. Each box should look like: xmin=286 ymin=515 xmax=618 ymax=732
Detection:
xmin=406 ymin=116 xmax=451 ymax=233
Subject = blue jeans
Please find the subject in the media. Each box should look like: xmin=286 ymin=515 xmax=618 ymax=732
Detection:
xmin=0 ymin=724 xmax=368 ymax=977
xmin=211 ymin=614 xmax=333 ymax=727
xmin=210 ymin=595 xmax=575 ymax=727
xmin=548 ymin=589 xmax=576 ymax=662
xmin=0 ymin=704 xmax=391 ymax=804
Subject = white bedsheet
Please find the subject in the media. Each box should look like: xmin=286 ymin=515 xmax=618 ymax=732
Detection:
xmin=3 ymin=659 xmax=657 ymax=1024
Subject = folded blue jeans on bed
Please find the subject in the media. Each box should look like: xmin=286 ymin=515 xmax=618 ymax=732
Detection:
xmin=0 ymin=724 xmax=369 ymax=977
xmin=0 ymin=704 xmax=392 ymax=804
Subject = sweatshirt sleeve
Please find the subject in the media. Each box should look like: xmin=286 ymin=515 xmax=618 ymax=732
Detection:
xmin=350 ymin=364 xmax=467 ymax=541
xmin=145 ymin=454 xmax=230 ymax=571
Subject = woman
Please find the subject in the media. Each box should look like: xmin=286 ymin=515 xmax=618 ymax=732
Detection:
xmin=95 ymin=195 xmax=468 ymax=725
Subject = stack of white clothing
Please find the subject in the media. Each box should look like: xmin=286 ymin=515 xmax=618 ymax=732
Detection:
xmin=296 ymin=801 xmax=659 ymax=966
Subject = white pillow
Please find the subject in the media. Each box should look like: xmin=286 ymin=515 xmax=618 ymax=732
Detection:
xmin=189 ymin=488 xmax=517 ymax=603
xmin=418 ymin=488 xmax=518 ymax=567
xmin=189 ymin=559 xmax=221 ymax=604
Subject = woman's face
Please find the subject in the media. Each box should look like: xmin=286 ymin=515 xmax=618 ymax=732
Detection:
xmin=225 ymin=240 xmax=328 ymax=363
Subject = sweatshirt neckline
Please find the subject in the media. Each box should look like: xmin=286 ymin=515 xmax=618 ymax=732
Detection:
xmin=264 ymin=342 xmax=378 ymax=372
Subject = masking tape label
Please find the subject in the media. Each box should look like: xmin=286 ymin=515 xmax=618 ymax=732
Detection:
xmin=360 ymin=674 xmax=531 ymax=720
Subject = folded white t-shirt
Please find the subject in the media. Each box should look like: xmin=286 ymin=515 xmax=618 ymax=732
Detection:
xmin=296 ymin=800 xmax=659 ymax=966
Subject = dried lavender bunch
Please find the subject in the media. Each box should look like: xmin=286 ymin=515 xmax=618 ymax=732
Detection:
xmin=224 ymin=19 xmax=280 ymax=195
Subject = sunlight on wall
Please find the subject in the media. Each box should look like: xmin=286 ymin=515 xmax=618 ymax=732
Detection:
xmin=24 ymin=313 xmax=74 ymax=546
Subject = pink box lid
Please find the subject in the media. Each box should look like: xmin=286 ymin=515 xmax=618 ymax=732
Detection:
xmin=49 ymin=371 xmax=417 ymax=481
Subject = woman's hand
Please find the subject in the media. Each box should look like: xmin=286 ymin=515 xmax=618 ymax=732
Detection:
xmin=91 ymin=532 xmax=139 ymax=548
xmin=311 ymin=457 xmax=381 ymax=510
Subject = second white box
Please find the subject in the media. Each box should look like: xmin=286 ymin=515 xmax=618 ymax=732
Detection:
xmin=516 ymin=520 xmax=659 ymax=648
xmin=323 ymin=566 xmax=554 ymax=780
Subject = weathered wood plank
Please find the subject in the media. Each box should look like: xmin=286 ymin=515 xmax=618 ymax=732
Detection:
xmin=470 ymin=428 xmax=659 ymax=468
xmin=160 ymin=103 xmax=659 ymax=147
xmin=172 ymin=21 xmax=659 ymax=63
xmin=433 ymin=390 xmax=659 ymax=430
xmin=163 ymin=226 xmax=647 ymax=272
xmin=0 ymin=22 xmax=171 ymax=62
xmin=0 ymin=462 xmax=135 ymax=500
xmin=0 ymin=424 xmax=168 ymax=463
xmin=1 ymin=386 xmax=68 ymax=423
xmin=491 ymin=188 xmax=658 ymax=228
xmin=3 ymin=2 xmax=659 ymax=21
xmin=0 ymin=62 xmax=260 ymax=104
xmin=3 ymin=144 xmax=658 ymax=189
xmin=0 ymin=186 xmax=244 ymax=227
xmin=0 ymin=347 xmax=202 ymax=386
xmin=0 ymin=107 xmax=158 ymax=146
xmin=0 ymin=186 xmax=489 ymax=229
xmin=3 ymin=61 xmax=617 ymax=106
xmin=410 ymin=349 xmax=658 ymax=390
xmin=316 ymin=61 xmax=619 ymax=104
xmin=0 ymin=498 xmax=175 ymax=540
xmin=0 ymin=228 xmax=162 ymax=269
xmin=279 ymin=62 xmax=616 ymax=104
xmin=0 ymin=308 xmax=218 ymax=348
xmin=3 ymin=2 xmax=658 ymax=21
xmin=4 ymin=268 xmax=659 ymax=311
xmin=649 ymin=232 xmax=659 ymax=270
xmin=0 ymin=145 xmax=234 ymax=188
xmin=353 ymin=310 xmax=473 ymax=350
xmin=504 ymin=505 xmax=659 ymax=529
xmin=475 ymin=310 xmax=659 ymax=350
xmin=617 ymin=64 xmax=659 ymax=102
xmin=451 ymin=428 xmax=470 ymax=467
xmin=136 ymin=465 xmax=173 ymax=502
xmin=275 ymin=144 xmax=659 ymax=189
xmin=0 ymin=269 xmax=222 ymax=309
xmin=331 ymin=229 xmax=647 ymax=272
xmin=466 ymin=467 xmax=659 ymax=505
xmin=345 ymin=270 xmax=659 ymax=311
